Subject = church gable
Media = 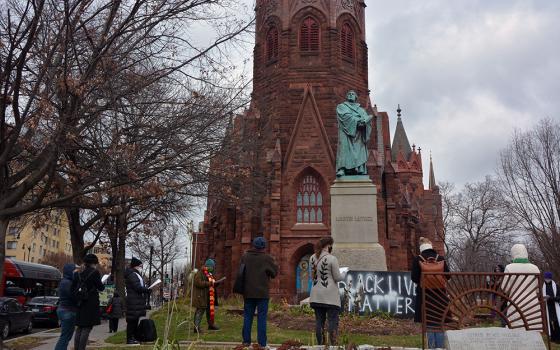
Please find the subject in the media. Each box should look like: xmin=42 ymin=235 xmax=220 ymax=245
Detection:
xmin=284 ymin=85 xmax=335 ymax=172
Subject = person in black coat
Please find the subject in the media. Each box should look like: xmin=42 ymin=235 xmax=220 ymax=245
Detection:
xmin=411 ymin=237 xmax=449 ymax=349
xmin=108 ymin=291 xmax=123 ymax=333
xmin=72 ymin=254 xmax=105 ymax=350
xmin=125 ymin=257 xmax=150 ymax=344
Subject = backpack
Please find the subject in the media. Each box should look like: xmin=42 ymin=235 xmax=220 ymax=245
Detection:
xmin=136 ymin=319 xmax=157 ymax=342
xmin=418 ymin=254 xmax=446 ymax=289
xmin=73 ymin=269 xmax=95 ymax=306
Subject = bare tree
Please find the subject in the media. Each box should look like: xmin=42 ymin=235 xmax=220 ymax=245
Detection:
xmin=0 ymin=0 xmax=251 ymax=290
xmin=445 ymin=176 xmax=519 ymax=271
xmin=498 ymin=118 xmax=560 ymax=277
xmin=39 ymin=251 xmax=74 ymax=270
xmin=128 ymin=218 xmax=183 ymax=296
xmin=437 ymin=181 xmax=456 ymax=254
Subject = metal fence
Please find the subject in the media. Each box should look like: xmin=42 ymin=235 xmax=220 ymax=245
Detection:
xmin=420 ymin=272 xmax=550 ymax=349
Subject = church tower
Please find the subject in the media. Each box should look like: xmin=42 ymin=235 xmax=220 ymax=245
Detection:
xmin=196 ymin=0 xmax=445 ymax=302
xmin=252 ymin=0 xmax=370 ymax=150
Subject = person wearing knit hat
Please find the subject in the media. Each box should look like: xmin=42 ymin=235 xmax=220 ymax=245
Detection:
xmin=124 ymin=257 xmax=150 ymax=344
xmin=192 ymin=258 xmax=224 ymax=333
xmin=130 ymin=257 xmax=142 ymax=268
xmin=543 ymin=271 xmax=560 ymax=342
xmin=239 ymin=236 xmax=278 ymax=348
xmin=252 ymin=236 xmax=266 ymax=250
xmin=410 ymin=237 xmax=449 ymax=349
xmin=72 ymin=254 xmax=104 ymax=350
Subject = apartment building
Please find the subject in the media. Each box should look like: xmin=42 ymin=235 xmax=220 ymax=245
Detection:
xmin=5 ymin=209 xmax=73 ymax=263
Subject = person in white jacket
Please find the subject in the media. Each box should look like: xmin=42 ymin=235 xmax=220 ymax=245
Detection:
xmin=309 ymin=236 xmax=346 ymax=346
xmin=501 ymin=244 xmax=541 ymax=329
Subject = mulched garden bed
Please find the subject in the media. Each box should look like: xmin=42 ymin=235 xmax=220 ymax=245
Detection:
xmin=268 ymin=312 xmax=421 ymax=336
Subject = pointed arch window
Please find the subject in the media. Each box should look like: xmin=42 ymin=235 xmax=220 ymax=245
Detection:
xmin=266 ymin=26 xmax=279 ymax=61
xmin=296 ymin=174 xmax=324 ymax=223
xmin=340 ymin=22 xmax=354 ymax=60
xmin=300 ymin=16 xmax=319 ymax=52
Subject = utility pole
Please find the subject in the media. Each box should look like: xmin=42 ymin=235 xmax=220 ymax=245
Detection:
xmin=147 ymin=246 xmax=153 ymax=307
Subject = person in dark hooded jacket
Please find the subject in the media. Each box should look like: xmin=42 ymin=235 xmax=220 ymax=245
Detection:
xmin=54 ymin=263 xmax=78 ymax=350
xmin=73 ymin=254 xmax=105 ymax=350
xmin=107 ymin=291 xmax=123 ymax=332
xmin=125 ymin=257 xmax=150 ymax=344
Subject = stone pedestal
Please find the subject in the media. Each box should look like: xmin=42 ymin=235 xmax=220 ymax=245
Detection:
xmin=330 ymin=176 xmax=387 ymax=271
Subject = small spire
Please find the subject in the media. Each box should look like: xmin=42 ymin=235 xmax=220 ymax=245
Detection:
xmin=429 ymin=152 xmax=437 ymax=190
xmin=391 ymin=105 xmax=412 ymax=162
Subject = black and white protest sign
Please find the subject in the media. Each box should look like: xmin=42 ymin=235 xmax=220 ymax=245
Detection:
xmin=338 ymin=271 xmax=416 ymax=318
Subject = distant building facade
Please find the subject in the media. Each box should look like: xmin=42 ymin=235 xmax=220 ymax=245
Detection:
xmin=194 ymin=0 xmax=444 ymax=302
xmin=5 ymin=209 xmax=73 ymax=263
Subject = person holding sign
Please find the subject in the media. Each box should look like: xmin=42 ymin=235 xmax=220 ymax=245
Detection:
xmin=124 ymin=257 xmax=151 ymax=344
xmin=192 ymin=259 xmax=224 ymax=333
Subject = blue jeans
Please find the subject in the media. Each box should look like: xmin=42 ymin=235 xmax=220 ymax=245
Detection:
xmin=54 ymin=308 xmax=76 ymax=350
xmin=242 ymin=298 xmax=269 ymax=346
xmin=427 ymin=331 xmax=444 ymax=348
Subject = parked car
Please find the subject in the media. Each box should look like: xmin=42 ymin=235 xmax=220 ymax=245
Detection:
xmin=0 ymin=297 xmax=33 ymax=339
xmin=26 ymin=296 xmax=59 ymax=327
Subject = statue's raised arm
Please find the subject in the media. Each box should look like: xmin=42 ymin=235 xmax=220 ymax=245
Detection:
xmin=335 ymin=90 xmax=372 ymax=177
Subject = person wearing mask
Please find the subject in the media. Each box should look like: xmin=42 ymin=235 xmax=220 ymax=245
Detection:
xmin=54 ymin=263 xmax=78 ymax=350
xmin=107 ymin=291 xmax=123 ymax=333
xmin=192 ymin=259 xmax=224 ymax=333
xmin=501 ymin=244 xmax=540 ymax=328
xmin=73 ymin=254 xmax=105 ymax=350
xmin=543 ymin=271 xmax=560 ymax=343
xmin=411 ymin=237 xmax=449 ymax=350
xmin=309 ymin=236 xmax=345 ymax=346
xmin=241 ymin=236 xmax=278 ymax=348
xmin=125 ymin=257 xmax=150 ymax=344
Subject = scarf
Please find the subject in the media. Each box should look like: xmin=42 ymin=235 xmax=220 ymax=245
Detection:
xmin=202 ymin=267 xmax=216 ymax=324
xmin=512 ymin=258 xmax=530 ymax=263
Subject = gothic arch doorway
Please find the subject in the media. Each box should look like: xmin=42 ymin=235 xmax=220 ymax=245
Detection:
xmin=291 ymin=243 xmax=314 ymax=302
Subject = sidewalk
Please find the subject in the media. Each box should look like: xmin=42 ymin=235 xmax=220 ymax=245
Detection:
xmin=15 ymin=318 xmax=125 ymax=350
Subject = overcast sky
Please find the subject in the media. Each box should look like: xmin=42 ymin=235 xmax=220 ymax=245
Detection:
xmin=365 ymin=0 xmax=560 ymax=187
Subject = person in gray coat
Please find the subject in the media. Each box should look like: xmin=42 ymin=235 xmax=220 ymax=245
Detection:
xmin=309 ymin=236 xmax=345 ymax=345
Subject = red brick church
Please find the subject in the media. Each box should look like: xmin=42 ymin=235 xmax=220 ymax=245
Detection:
xmin=193 ymin=0 xmax=444 ymax=302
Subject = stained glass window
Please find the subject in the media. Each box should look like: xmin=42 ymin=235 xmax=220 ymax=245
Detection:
xmin=296 ymin=174 xmax=324 ymax=223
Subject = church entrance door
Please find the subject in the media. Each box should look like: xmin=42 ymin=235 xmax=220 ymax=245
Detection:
xmin=296 ymin=254 xmax=312 ymax=301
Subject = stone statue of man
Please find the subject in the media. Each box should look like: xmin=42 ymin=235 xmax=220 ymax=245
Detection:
xmin=336 ymin=90 xmax=373 ymax=177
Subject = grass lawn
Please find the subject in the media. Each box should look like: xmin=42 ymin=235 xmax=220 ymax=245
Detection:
xmin=103 ymin=299 xmax=560 ymax=350
xmin=105 ymin=300 xmax=422 ymax=348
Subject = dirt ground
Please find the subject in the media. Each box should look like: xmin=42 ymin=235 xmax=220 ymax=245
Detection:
xmin=268 ymin=312 xmax=421 ymax=336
